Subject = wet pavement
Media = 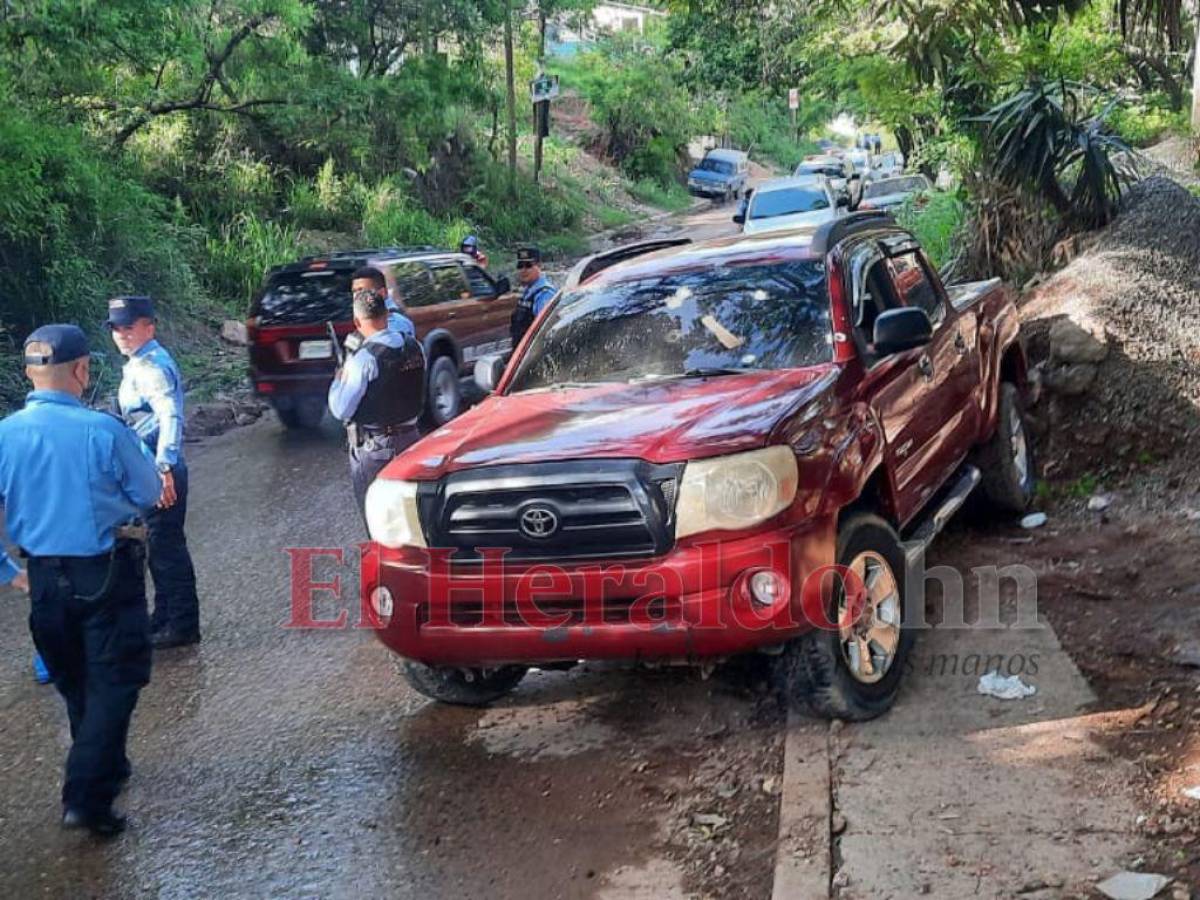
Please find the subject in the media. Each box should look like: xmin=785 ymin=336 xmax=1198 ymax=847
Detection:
xmin=0 ymin=412 xmax=781 ymax=899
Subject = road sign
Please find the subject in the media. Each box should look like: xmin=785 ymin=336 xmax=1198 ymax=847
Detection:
xmin=788 ymin=88 xmax=800 ymax=111
xmin=531 ymin=74 xmax=560 ymax=104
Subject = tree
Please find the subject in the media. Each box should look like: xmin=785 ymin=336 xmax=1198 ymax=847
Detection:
xmin=504 ymin=0 xmax=518 ymax=195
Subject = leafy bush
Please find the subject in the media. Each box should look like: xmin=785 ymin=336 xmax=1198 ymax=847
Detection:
xmin=727 ymin=94 xmax=824 ymax=171
xmin=286 ymin=160 xmax=367 ymax=231
xmin=361 ymin=179 xmax=472 ymax=249
xmin=896 ymin=191 xmax=966 ymax=271
xmin=1109 ymin=96 xmax=1189 ymax=147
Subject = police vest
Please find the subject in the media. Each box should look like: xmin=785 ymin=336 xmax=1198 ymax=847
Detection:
xmin=351 ymin=339 xmax=426 ymax=428
xmin=511 ymin=285 xmax=554 ymax=344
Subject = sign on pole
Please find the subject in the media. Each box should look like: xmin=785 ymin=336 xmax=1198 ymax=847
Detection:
xmin=788 ymin=88 xmax=800 ymax=111
xmin=531 ymin=74 xmax=560 ymax=104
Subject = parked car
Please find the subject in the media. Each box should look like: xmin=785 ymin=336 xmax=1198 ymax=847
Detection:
xmin=247 ymin=247 xmax=515 ymax=429
xmin=871 ymin=151 xmax=905 ymax=179
xmin=362 ymin=213 xmax=1036 ymax=718
xmin=793 ymin=155 xmax=858 ymax=199
xmin=733 ymin=175 xmax=844 ymax=235
xmin=687 ymin=148 xmax=750 ymax=202
xmin=858 ymin=175 xmax=934 ymax=212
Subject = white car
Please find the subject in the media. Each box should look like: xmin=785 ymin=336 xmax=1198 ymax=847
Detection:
xmin=735 ymin=176 xmax=844 ymax=235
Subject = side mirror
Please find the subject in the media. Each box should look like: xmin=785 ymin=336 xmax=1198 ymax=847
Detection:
xmin=493 ymin=275 xmax=511 ymax=295
xmin=873 ymin=307 xmax=933 ymax=356
xmin=474 ymin=354 xmax=507 ymax=394
xmin=836 ymin=194 xmax=850 ymax=208
xmin=732 ymin=211 xmax=746 ymax=225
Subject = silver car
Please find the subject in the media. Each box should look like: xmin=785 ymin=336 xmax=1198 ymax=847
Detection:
xmin=734 ymin=175 xmax=845 ymax=235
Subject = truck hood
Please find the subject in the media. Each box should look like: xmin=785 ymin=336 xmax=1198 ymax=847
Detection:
xmin=688 ymin=169 xmax=732 ymax=184
xmin=386 ymin=366 xmax=839 ymax=481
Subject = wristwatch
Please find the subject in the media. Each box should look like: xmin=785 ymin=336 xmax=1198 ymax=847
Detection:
xmin=157 ymin=462 xmax=172 ymax=474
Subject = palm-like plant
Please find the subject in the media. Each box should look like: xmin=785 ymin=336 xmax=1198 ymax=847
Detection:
xmin=973 ymin=81 xmax=1136 ymax=228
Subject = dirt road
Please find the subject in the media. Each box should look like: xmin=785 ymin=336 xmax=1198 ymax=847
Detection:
xmin=0 ymin=197 xmax=1160 ymax=899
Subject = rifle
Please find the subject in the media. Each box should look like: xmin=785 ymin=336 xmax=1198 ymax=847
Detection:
xmin=326 ymin=321 xmax=345 ymax=367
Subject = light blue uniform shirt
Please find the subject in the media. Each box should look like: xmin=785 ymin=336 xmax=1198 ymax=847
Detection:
xmin=327 ymin=330 xmax=417 ymax=423
xmin=385 ymin=296 xmax=416 ymax=340
xmin=118 ymin=339 xmax=185 ymax=469
xmin=0 ymin=391 xmax=161 ymax=582
xmin=525 ymin=275 xmax=557 ymax=316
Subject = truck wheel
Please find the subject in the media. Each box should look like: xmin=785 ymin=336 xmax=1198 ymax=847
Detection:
xmin=775 ymin=512 xmax=913 ymax=721
xmin=274 ymin=397 xmax=325 ymax=430
xmin=425 ymin=355 xmax=462 ymax=427
xmin=401 ymin=661 xmax=527 ymax=707
xmin=978 ymin=383 xmax=1036 ymax=513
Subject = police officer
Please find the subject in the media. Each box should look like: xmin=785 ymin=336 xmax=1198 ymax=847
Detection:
xmin=460 ymin=234 xmax=489 ymax=269
xmin=107 ymin=295 xmax=200 ymax=649
xmin=327 ymin=279 xmax=425 ymax=526
xmin=0 ymin=325 xmax=161 ymax=835
xmin=510 ymin=247 xmax=557 ymax=346
xmin=350 ymin=266 xmax=416 ymax=340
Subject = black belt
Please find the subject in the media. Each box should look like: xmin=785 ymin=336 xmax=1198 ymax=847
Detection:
xmin=20 ymin=525 xmax=148 ymax=565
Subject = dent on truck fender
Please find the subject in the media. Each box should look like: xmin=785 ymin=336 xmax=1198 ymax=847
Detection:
xmin=815 ymin=402 xmax=888 ymax=519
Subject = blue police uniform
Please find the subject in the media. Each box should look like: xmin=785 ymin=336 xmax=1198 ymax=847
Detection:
xmin=510 ymin=247 xmax=557 ymax=345
xmin=1 ymin=324 xmax=161 ymax=833
xmin=328 ymin=327 xmax=424 ymax=527
xmin=108 ymin=296 xmax=200 ymax=645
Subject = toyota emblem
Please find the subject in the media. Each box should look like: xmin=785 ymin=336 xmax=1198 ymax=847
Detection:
xmin=519 ymin=505 xmax=559 ymax=539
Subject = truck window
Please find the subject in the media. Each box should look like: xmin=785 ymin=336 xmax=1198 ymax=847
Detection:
xmin=429 ymin=264 xmax=470 ymax=304
xmin=254 ymin=270 xmax=352 ymax=325
xmin=888 ymin=252 xmax=943 ymax=324
xmin=463 ymin=265 xmax=496 ymax=298
xmin=392 ymin=261 xmax=437 ymax=308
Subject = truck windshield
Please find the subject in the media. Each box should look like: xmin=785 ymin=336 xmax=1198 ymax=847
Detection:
xmin=507 ymin=261 xmax=831 ymax=391
xmin=797 ymin=164 xmax=842 ymax=179
xmin=863 ymin=176 xmax=929 ymax=198
xmin=698 ymin=159 xmax=735 ymax=175
xmin=750 ymin=188 xmax=830 ymax=220
xmin=254 ymin=270 xmax=352 ymax=325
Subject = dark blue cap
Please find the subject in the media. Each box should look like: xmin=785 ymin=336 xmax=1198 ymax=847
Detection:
xmin=24 ymin=324 xmax=90 ymax=366
xmin=516 ymin=246 xmax=541 ymax=264
xmin=105 ymin=295 xmax=156 ymax=328
xmin=461 ymin=235 xmax=479 ymax=250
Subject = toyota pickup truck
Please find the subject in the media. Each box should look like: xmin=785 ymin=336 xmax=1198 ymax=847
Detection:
xmin=360 ymin=213 xmax=1035 ymax=719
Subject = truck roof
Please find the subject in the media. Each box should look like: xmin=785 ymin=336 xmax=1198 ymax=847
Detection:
xmin=577 ymin=212 xmax=900 ymax=291
xmin=266 ymin=246 xmax=465 ymax=277
xmin=703 ymin=148 xmax=748 ymax=163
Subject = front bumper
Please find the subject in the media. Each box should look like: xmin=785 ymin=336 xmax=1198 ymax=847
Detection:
xmin=362 ymin=516 xmax=837 ymax=667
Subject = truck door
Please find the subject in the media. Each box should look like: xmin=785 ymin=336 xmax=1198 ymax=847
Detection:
xmin=884 ymin=247 xmax=979 ymax=510
xmin=846 ymin=242 xmax=930 ymax=525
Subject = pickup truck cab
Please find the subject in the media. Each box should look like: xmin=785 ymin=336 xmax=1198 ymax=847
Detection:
xmin=247 ymin=247 xmax=515 ymax=429
xmin=687 ymin=148 xmax=750 ymax=203
xmin=362 ymin=214 xmax=1034 ymax=718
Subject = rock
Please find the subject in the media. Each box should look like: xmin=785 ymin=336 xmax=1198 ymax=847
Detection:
xmin=1171 ymin=642 xmax=1200 ymax=668
xmin=220 ymin=319 xmax=249 ymax=345
xmin=1095 ymin=871 xmax=1172 ymax=900
xmin=234 ymin=413 xmax=257 ymax=427
xmin=1049 ymin=318 xmax=1109 ymax=365
xmin=1182 ymin=785 xmax=1200 ymax=801
xmin=832 ymin=869 xmax=850 ymax=889
xmin=1044 ymin=362 xmax=1098 ymax=395
xmin=1021 ymin=512 xmax=1048 ymax=529
xmin=832 ymin=812 xmax=847 ymax=835
xmin=691 ymin=813 xmax=728 ymax=830
xmin=1088 ymin=494 xmax=1113 ymax=512
xmin=1171 ymin=886 xmax=1190 ymax=900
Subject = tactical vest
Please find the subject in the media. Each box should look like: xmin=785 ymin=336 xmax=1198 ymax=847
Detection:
xmin=511 ymin=285 xmax=553 ymax=345
xmin=351 ymin=339 xmax=426 ymax=428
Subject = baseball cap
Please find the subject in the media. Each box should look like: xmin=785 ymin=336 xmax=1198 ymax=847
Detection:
xmin=23 ymin=324 xmax=90 ymax=366
xmin=106 ymin=295 xmax=156 ymax=328
xmin=516 ymin=247 xmax=542 ymax=265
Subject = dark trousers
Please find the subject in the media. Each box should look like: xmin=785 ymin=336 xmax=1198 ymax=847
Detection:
xmin=146 ymin=463 xmax=200 ymax=637
xmin=349 ymin=426 xmax=421 ymax=531
xmin=27 ymin=545 xmax=151 ymax=816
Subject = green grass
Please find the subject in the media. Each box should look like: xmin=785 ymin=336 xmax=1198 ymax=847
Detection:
xmin=896 ymin=191 xmax=966 ymax=271
xmin=595 ymin=206 xmax=636 ymax=229
xmin=629 ymin=178 xmax=694 ymax=212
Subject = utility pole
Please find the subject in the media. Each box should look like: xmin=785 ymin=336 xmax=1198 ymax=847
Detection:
xmin=504 ymin=0 xmax=518 ymax=196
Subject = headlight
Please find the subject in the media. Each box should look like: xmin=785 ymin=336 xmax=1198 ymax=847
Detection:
xmin=675 ymin=446 xmax=799 ymax=539
xmin=364 ymin=479 xmax=427 ymax=548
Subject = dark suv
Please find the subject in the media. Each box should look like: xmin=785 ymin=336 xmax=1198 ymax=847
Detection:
xmin=247 ymin=247 xmax=516 ymax=429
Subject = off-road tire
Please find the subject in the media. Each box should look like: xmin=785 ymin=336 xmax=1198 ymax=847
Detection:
xmin=401 ymin=661 xmax=527 ymax=707
xmin=774 ymin=512 xmax=913 ymax=721
xmin=978 ymin=383 xmax=1036 ymax=513
xmin=424 ymin=355 xmax=462 ymax=428
xmin=274 ymin=398 xmax=325 ymax=430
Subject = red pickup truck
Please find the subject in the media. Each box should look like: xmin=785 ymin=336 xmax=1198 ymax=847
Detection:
xmin=360 ymin=213 xmax=1035 ymax=719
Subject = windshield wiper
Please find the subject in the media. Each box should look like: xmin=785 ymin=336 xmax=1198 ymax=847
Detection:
xmin=632 ymin=367 xmax=756 ymax=384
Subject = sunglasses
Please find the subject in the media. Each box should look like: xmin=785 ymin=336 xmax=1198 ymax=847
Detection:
xmin=516 ymin=261 xmax=536 ymax=270
xmin=352 ymin=287 xmax=384 ymax=303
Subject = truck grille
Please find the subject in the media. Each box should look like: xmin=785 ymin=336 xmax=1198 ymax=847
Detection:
xmin=418 ymin=460 xmax=683 ymax=563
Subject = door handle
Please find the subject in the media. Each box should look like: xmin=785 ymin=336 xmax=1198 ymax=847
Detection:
xmin=446 ymin=311 xmax=457 ymax=319
xmin=918 ymin=355 xmax=934 ymax=380
xmin=954 ymin=331 xmax=968 ymax=353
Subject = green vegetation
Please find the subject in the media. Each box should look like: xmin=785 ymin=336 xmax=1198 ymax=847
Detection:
xmin=896 ymin=192 xmax=967 ymax=272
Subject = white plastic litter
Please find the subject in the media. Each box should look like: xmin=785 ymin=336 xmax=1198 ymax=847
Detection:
xmin=1088 ymin=494 xmax=1113 ymax=512
xmin=1095 ymin=871 xmax=1172 ymax=900
xmin=1021 ymin=512 xmax=1048 ymax=529
xmin=1182 ymin=785 xmax=1200 ymax=801
xmin=977 ymin=671 xmax=1037 ymax=700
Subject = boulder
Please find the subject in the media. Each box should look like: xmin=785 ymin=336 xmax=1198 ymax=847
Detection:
xmin=1044 ymin=363 xmax=1098 ymax=395
xmin=1049 ymin=318 xmax=1108 ymax=365
xmin=220 ymin=319 xmax=249 ymax=346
